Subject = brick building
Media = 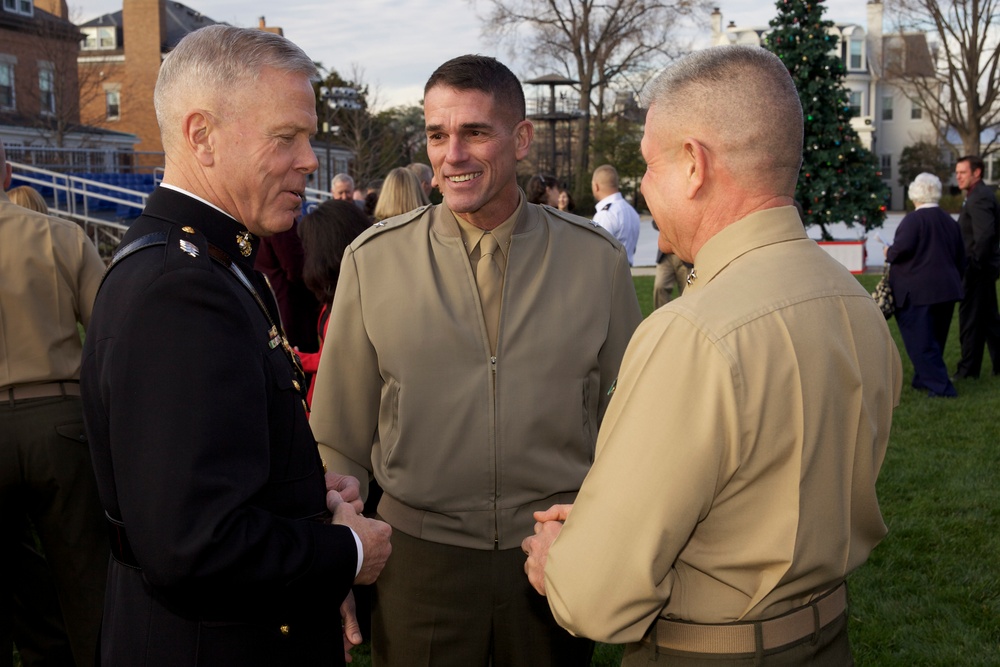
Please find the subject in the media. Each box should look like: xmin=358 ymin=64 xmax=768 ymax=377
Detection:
xmin=2 ymin=0 xmax=134 ymax=152
xmin=77 ymin=0 xmax=222 ymax=168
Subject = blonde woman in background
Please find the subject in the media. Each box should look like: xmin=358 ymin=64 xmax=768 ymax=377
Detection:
xmin=373 ymin=167 xmax=429 ymax=222
xmin=7 ymin=185 xmax=49 ymax=214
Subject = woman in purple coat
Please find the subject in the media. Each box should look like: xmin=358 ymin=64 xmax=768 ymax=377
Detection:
xmin=886 ymin=172 xmax=965 ymax=397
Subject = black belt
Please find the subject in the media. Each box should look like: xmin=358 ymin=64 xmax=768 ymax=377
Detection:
xmin=5 ymin=381 xmax=80 ymax=405
xmin=107 ymin=514 xmax=140 ymax=569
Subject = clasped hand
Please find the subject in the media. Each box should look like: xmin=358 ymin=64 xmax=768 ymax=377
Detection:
xmin=522 ymin=503 xmax=573 ymax=596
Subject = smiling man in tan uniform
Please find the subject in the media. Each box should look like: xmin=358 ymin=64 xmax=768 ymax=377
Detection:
xmin=523 ymin=46 xmax=902 ymax=665
xmin=309 ymin=55 xmax=641 ymax=666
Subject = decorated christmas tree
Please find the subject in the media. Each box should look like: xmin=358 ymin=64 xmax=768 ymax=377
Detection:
xmin=765 ymin=0 xmax=887 ymax=239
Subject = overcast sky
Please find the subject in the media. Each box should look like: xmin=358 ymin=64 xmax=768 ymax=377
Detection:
xmin=70 ymin=0 xmax=873 ymax=110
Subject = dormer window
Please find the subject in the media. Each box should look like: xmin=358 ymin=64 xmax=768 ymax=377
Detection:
xmin=2 ymin=0 xmax=33 ymax=17
xmin=82 ymin=27 xmax=118 ymax=50
xmin=850 ymin=36 xmax=864 ymax=69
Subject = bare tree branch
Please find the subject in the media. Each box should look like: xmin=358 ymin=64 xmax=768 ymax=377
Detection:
xmin=886 ymin=0 xmax=1000 ymax=158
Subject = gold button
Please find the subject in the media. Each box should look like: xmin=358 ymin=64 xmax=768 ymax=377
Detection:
xmin=279 ymin=624 xmax=290 ymax=636
xmin=292 ymin=380 xmax=301 ymax=392
xmin=181 ymin=226 xmax=195 ymax=233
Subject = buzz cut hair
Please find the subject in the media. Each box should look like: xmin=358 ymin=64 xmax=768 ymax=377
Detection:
xmin=643 ymin=45 xmax=804 ymax=195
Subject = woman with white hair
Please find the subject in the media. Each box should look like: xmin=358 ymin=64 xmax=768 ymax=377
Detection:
xmin=885 ymin=172 xmax=965 ymax=397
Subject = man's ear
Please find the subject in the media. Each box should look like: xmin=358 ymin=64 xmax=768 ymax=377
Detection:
xmin=514 ymin=120 xmax=534 ymax=161
xmin=183 ymin=110 xmax=216 ymax=167
xmin=3 ymin=163 xmax=11 ymax=191
xmin=683 ymin=138 xmax=707 ymax=200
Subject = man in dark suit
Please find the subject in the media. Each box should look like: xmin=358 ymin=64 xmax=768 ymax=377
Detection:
xmin=80 ymin=26 xmax=391 ymax=666
xmin=953 ymin=155 xmax=1000 ymax=379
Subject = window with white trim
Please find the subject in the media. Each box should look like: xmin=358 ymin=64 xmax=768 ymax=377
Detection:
xmin=911 ymin=102 xmax=922 ymax=120
xmin=38 ymin=62 xmax=55 ymax=115
xmin=849 ymin=36 xmax=864 ymax=70
xmin=105 ymin=87 xmax=120 ymax=120
xmin=0 ymin=59 xmax=15 ymax=110
xmin=848 ymin=90 xmax=863 ymax=118
xmin=82 ymin=27 xmax=117 ymax=50
xmin=881 ymin=154 xmax=892 ymax=180
xmin=881 ymin=95 xmax=893 ymax=121
xmin=2 ymin=0 xmax=33 ymax=17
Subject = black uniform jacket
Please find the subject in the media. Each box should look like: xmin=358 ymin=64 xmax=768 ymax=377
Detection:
xmin=82 ymin=187 xmax=356 ymax=666
xmin=958 ymin=180 xmax=1000 ymax=275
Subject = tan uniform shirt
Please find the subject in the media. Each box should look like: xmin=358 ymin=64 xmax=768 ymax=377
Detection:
xmin=0 ymin=193 xmax=105 ymax=389
xmin=543 ymin=207 xmax=902 ymax=643
xmin=310 ymin=198 xmax=642 ymax=550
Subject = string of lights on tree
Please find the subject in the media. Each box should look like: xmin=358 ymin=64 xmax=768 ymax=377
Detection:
xmin=764 ymin=0 xmax=888 ymax=238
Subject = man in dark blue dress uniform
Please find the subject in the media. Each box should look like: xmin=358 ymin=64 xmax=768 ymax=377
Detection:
xmin=81 ymin=25 xmax=391 ymax=666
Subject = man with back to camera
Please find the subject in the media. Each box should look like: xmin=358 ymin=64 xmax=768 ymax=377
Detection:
xmin=952 ymin=155 xmax=1000 ymax=379
xmin=1 ymin=142 xmax=108 ymax=666
xmin=308 ymin=54 xmax=642 ymax=666
xmin=80 ymin=26 xmax=391 ymax=666
xmin=592 ymin=163 xmax=641 ymax=266
xmin=523 ymin=45 xmax=902 ymax=665
xmin=331 ymin=172 xmax=355 ymax=201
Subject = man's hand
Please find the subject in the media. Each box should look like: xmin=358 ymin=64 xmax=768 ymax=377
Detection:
xmin=522 ymin=503 xmax=573 ymax=596
xmin=332 ymin=502 xmax=392 ymax=585
xmin=340 ymin=591 xmax=361 ymax=663
xmin=325 ymin=472 xmax=364 ymax=514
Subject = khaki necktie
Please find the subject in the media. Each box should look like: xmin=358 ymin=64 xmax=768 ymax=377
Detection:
xmin=476 ymin=232 xmax=503 ymax=352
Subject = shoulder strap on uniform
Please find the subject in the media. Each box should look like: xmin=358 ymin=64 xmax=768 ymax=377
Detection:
xmin=98 ymin=232 xmax=169 ymax=291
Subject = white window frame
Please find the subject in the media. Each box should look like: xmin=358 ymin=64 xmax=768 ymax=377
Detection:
xmin=0 ymin=56 xmax=15 ymax=111
xmin=38 ymin=61 xmax=55 ymax=116
xmin=881 ymin=95 xmax=894 ymax=121
xmin=2 ymin=0 xmax=33 ymax=17
xmin=848 ymin=90 xmax=863 ymax=118
xmin=104 ymin=86 xmax=120 ymax=121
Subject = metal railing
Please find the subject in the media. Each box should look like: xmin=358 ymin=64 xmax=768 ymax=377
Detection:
xmin=9 ymin=162 xmax=333 ymax=261
xmin=4 ymin=146 xmax=164 ymax=174
xmin=8 ymin=161 xmax=151 ymax=260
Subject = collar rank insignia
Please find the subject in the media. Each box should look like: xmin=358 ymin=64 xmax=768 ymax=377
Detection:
xmin=236 ymin=230 xmax=253 ymax=258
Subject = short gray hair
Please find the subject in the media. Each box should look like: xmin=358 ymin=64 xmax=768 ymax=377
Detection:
xmin=332 ymin=173 xmax=355 ymax=191
xmin=643 ymin=45 xmax=803 ymax=195
xmin=155 ymin=25 xmax=317 ymax=147
xmin=907 ymin=172 xmax=942 ymax=205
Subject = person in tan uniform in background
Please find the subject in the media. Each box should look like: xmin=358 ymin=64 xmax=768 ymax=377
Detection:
xmin=0 ymin=142 xmax=109 ymax=665
xmin=523 ymin=45 xmax=902 ymax=666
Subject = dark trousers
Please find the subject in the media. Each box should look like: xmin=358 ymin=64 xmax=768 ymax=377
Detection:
xmin=956 ymin=266 xmax=1000 ymax=378
xmin=0 ymin=396 xmax=109 ymax=666
xmin=371 ymin=530 xmax=593 ymax=667
xmin=896 ymin=301 xmax=957 ymax=396
xmin=620 ymin=611 xmax=852 ymax=666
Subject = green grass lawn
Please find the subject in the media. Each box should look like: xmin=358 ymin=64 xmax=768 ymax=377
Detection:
xmin=19 ymin=275 xmax=997 ymax=666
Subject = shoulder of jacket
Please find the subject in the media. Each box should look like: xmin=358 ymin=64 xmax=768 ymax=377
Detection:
xmin=541 ymin=205 xmax=620 ymax=244
xmin=117 ymin=218 xmax=213 ymax=275
xmin=351 ymin=204 xmax=431 ymax=249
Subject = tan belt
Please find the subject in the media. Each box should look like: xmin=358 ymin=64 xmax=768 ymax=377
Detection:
xmin=5 ymin=382 xmax=81 ymax=403
xmin=647 ymin=583 xmax=847 ymax=655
